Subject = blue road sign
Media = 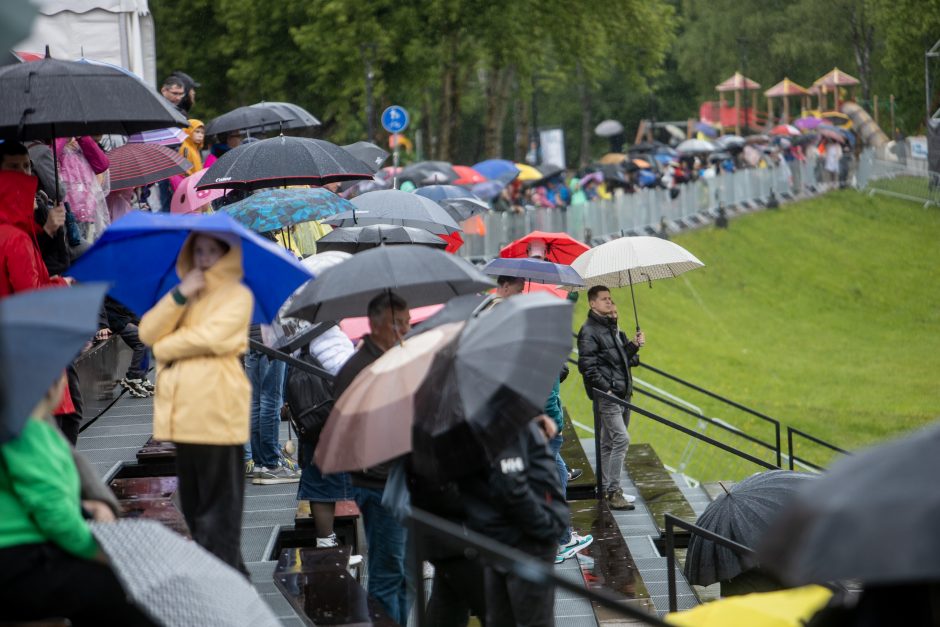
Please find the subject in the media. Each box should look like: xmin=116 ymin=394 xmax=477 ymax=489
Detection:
xmin=381 ymin=105 xmax=409 ymax=134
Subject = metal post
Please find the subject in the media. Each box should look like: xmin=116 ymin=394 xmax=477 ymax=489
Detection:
xmin=392 ymin=136 xmax=400 ymax=190
xmin=775 ymin=422 xmax=781 ymax=469
xmin=787 ymin=427 xmax=794 ymax=471
xmin=593 ymin=395 xmax=604 ymax=499
xmin=665 ymin=516 xmax=677 ymax=612
xmin=409 ymin=518 xmax=426 ymax=627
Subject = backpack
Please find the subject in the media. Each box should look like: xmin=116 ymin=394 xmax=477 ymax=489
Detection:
xmin=283 ymin=348 xmax=335 ymax=447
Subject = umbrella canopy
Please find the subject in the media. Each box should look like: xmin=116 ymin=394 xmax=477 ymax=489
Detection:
xmin=482 ymin=257 xmax=584 ymax=287
xmin=821 ymin=111 xmax=852 ymax=128
xmin=107 ymin=143 xmax=191 ymax=191
xmin=315 ymin=224 xmax=447 ymax=254
xmin=499 ymin=230 xmax=590 ymax=265
xmin=677 ymin=139 xmax=717 ymax=154
xmin=599 ymin=152 xmax=628 ymax=165
xmin=716 ymin=135 xmax=746 ymax=150
xmin=415 ymin=185 xmax=489 ymax=222
xmin=770 ymin=124 xmax=801 ymax=137
xmin=794 ymin=116 xmax=823 ymax=130
xmin=594 ymin=119 xmax=625 ymax=137
xmin=222 ymin=188 xmax=353 ymax=233
xmin=399 ymin=161 xmax=458 ymax=185
xmin=0 ymin=56 xmax=187 ymax=139
xmin=514 ymin=162 xmax=543 ymax=181
xmin=315 ymin=322 xmax=464 ymax=473
xmin=534 ymin=163 xmax=565 ymax=184
xmin=407 ymin=293 xmax=493 ymax=335
xmin=632 ymin=158 xmax=652 ymax=169
xmin=284 ymin=244 xmax=495 ymax=323
xmin=249 ymin=101 xmax=320 ymax=131
xmin=760 ymin=423 xmax=940 ymax=586
xmin=470 ymin=180 xmax=506 ymax=201
xmin=666 ymin=585 xmax=832 ymax=627
xmin=197 ymin=136 xmax=373 ymax=191
xmin=716 ymin=72 xmax=761 ymax=92
xmin=472 ymin=159 xmax=520 ymax=184
xmin=323 ymin=189 xmax=461 ymax=235
xmin=204 ymin=105 xmax=287 ymax=138
xmin=342 ymin=141 xmax=389 ymax=173
xmin=0 ymin=283 xmax=108 ymax=443
xmin=171 ymin=169 xmax=228 ymax=214
xmin=68 ymin=211 xmax=313 ymax=323
xmin=92 ymin=520 xmax=280 ymax=627
xmin=411 ymin=292 xmax=573 ymax=480
xmin=684 ymin=471 xmax=815 ymax=586
xmin=127 ymin=127 xmax=188 ymax=146
xmin=695 ymin=121 xmax=720 ymax=138
xmin=452 ymin=165 xmax=487 ymax=185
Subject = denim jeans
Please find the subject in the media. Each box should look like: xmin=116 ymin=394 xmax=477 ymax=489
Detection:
xmin=355 ymin=487 xmax=410 ymax=624
xmin=549 ymin=434 xmax=571 ymax=545
xmin=598 ymin=396 xmax=630 ymax=494
xmin=244 ymin=351 xmax=286 ymax=468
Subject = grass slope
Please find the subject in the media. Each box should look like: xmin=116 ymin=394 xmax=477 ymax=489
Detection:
xmin=561 ymin=190 xmax=940 ymax=480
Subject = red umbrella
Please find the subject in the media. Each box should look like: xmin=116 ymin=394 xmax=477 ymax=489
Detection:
xmin=107 ymin=143 xmax=192 ymax=191
xmin=770 ymin=124 xmax=800 ymax=137
xmin=440 ymin=230 xmax=464 ymax=254
xmin=499 ymin=230 xmax=589 ymax=265
xmin=452 ymin=165 xmax=487 ymax=185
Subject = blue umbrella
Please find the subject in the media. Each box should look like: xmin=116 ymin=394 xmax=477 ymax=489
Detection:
xmin=472 ymin=159 xmax=520 ymax=184
xmin=222 ymin=188 xmax=355 ymax=233
xmin=481 ymin=257 xmax=584 ymax=287
xmin=694 ymin=121 xmax=719 ymax=138
xmin=471 ymin=180 xmax=506 ymax=201
xmin=69 ymin=212 xmax=313 ymax=323
xmin=0 ymin=283 xmax=109 ymax=443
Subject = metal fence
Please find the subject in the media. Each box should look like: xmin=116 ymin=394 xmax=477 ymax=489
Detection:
xmin=857 ymin=150 xmax=940 ymax=207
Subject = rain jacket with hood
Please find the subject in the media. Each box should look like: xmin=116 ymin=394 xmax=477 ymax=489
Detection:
xmin=179 ymin=119 xmax=204 ymax=176
xmin=139 ymin=233 xmax=253 ymax=445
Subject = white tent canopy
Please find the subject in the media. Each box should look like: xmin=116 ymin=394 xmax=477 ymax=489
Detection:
xmin=14 ymin=0 xmax=157 ymax=87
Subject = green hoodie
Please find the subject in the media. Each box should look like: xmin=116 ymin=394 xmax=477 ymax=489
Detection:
xmin=0 ymin=417 xmax=98 ymax=559
xmin=543 ymin=378 xmax=563 ymax=432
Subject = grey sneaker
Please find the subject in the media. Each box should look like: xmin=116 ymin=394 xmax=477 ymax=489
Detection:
xmin=120 ymin=377 xmax=149 ymax=398
xmin=252 ymin=464 xmax=301 ymax=485
xmin=606 ymin=489 xmax=635 ymax=510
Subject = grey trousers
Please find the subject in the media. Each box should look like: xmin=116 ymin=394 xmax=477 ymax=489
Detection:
xmin=598 ymin=396 xmax=631 ymax=493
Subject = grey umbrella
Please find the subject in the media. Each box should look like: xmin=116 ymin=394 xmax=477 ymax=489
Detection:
xmin=284 ymin=244 xmax=495 ymax=323
xmin=595 ymin=119 xmax=625 ymax=137
xmin=250 ymin=101 xmax=321 ymax=131
xmin=323 ymin=189 xmax=461 ymax=235
xmin=760 ymin=423 xmax=940 ymax=586
xmin=204 ymin=105 xmax=287 ymax=138
xmin=315 ymin=224 xmax=446 ymax=254
xmin=342 ymin=141 xmax=389 ymax=173
xmin=684 ymin=470 xmax=815 ymax=586
xmin=92 ymin=520 xmax=280 ymax=627
xmin=414 ymin=185 xmax=489 ymax=222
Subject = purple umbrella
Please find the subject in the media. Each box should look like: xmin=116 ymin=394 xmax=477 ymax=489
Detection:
xmin=694 ymin=121 xmax=719 ymax=138
xmin=794 ymin=116 xmax=823 ymax=131
xmin=578 ymin=171 xmax=604 ymax=187
xmin=127 ymin=127 xmax=188 ymax=146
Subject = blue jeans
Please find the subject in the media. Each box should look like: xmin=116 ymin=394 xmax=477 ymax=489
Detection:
xmin=355 ymin=487 xmax=410 ymax=624
xmin=549 ymin=434 xmax=571 ymax=545
xmin=244 ymin=351 xmax=286 ymax=468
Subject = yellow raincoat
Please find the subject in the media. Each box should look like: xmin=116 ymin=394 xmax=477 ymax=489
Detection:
xmin=139 ymin=233 xmax=253 ymax=445
xmin=179 ymin=119 xmax=204 ymax=175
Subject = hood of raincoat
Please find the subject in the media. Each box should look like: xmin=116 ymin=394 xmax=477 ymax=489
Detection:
xmin=184 ymin=119 xmax=205 ymax=144
xmin=0 ymin=171 xmax=38 ymax=233
xmin=175 ymin=230 xmax=244 ymax=289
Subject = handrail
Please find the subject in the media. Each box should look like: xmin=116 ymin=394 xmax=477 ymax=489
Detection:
xmin=247 ymin=338 xmax=335 ymax=382
xmin=639 ymin=362 xmax=782 ymax=467
xmin=664 ymin=513 xmax=757 ymax=612
xmin=787 ymin=426 xmax=850 ymax=471
xmin=407 ymin=507 xmax=670 ymax=627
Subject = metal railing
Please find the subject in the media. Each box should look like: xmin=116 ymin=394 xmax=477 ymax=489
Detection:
xmin=663 ymin=513 xmax=757 ymax=613
xmin=407 ymin=507 xmax=669 ymax=626
xmin=857 ymin=149 xmax=939 ymax=207
xmin=787 ymin=426 xmax=850 ymax=471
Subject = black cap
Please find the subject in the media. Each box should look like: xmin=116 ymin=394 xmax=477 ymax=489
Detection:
xmin=170 ymin=70 xmax=201 ymax=89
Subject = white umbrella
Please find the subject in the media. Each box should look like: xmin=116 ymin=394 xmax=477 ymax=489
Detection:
xmin=677 ymin=138 xmax=717 ymax=154
xmin=570 ymin=236 xmax=704 ymax=330
xmin=594 ymin=119 xmax=625 ymax=137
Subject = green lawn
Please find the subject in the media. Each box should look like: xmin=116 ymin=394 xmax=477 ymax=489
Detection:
xmin=561 ymin=190 xmax=940 ymax=481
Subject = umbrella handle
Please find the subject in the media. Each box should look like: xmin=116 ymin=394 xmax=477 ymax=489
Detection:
xmin=628 ymin=269 xmax=640 ymax=332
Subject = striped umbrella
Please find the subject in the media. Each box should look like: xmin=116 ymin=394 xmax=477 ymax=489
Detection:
xmin=107 ymin=143 xmax=191 ymax=191
xmin=126 ymin=126 xmax=188 ymax=146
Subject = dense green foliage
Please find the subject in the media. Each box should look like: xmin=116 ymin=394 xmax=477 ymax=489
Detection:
xmin=561 ymin=191 xmax=940 ymax=480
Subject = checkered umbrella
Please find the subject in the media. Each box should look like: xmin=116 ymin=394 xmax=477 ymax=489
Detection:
xmin=92 ymin=520 xmax=280 ymax=627
xmin=107 ymin=143 xmax=191 ymax=191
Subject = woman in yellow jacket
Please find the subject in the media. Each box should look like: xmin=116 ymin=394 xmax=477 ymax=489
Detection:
xmin=139 ymin=231 xmax=253 ymax=574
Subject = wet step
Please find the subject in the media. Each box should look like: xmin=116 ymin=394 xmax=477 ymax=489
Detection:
xmin=562 ymin=409 xmax=597 ymax=501
xmin=624 ymin=444 xmax=698 ymax=542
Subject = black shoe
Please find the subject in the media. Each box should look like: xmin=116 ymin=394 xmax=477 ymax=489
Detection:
xmin=567 ymin=468 xmax=583 ymax=482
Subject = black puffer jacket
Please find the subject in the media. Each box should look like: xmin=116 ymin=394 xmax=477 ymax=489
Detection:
xmin=577 ymin=311 xmax=640 ymax=400
xmin=459 ymin=421 xmax=569 ymax=549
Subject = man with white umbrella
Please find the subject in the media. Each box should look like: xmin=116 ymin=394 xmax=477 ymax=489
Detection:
xmin=577 ymin=286 xmax=644 ymax=510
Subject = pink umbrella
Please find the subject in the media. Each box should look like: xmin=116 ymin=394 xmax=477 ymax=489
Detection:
xmin=340 ymin=304 xmax=443 ymax=343
xmin=170 ymin=169 xmax=227 ymax=214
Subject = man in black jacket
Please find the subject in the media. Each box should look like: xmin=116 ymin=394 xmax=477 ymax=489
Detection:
xmin=577 ymin=286 xmax=644 ymax=510
xmin=460 ymin=418 xmax=569 ymax=627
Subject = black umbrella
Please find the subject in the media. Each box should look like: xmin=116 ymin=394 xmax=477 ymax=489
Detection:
xmin=414 ymin=185 xmax=489 ymax=222
xmin=250 ymin=101 xmax=320 ymax=130
xmin=533 ymin=163 xmax=565 ymax=185
xmin=0 ymin=283 xmax=108 ymax=443
xmin=204 ymin=105 xmax=287 ymax=137
xmin=684 ymin=470 xmax=815 ymax=586
xmin=323 ymin=189 xmax=461 ymax=235
xmin=407 ymin=293 xmax=493 ymax=335
xmin=196 ymin=135 xmax=373 ymax=190
xmin=760 ymin=423 xmax=940 ymax=586
xmin=342 ymin=141 xmax=389 ymax=173
xmin=284 ymin=245 xmax=494 ymax=323
xmin=315 ymin=224 xmax=447 ymax=254
xmin=411 ymin=292 xmax=573 ymax=480
xmin=399 ymin=161 xmax=458 ymax=184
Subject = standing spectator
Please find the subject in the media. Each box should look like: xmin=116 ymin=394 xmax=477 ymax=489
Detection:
xmin=824 ymin=140 xmax=843 ymax=187
xmin=576 ymin=286 xmax=644 ymax=510
xmin=179 ymin=120 xmax=205 ymax=177
xmin=100 ymin=297 xmax=153 ymax=398
xmin=138 ymin=232 xmax=253 ymax=573
xmin=169 ymin=71 xmax=200 ymax=114
xmin=332 ymin=292 xmax=412 ymax=624
xmin=56 ymin=136 xmax=110 ymax=242
xmin=160 ymin=75 xmax=187 ymax=113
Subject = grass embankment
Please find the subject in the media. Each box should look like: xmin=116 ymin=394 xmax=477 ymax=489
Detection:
xmin=561 ymin=190 xmax=940 ymax=480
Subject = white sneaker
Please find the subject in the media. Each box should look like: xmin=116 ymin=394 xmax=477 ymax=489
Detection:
xmin=624 ymin=493 xmax=637 ymax=503
xmin=316 ymin=533 xmax=338 ymax=548
xmin=423 ymin=561 xmax=435 ymax=580
xmin=349 ymin=554 xmax=363 ymax=567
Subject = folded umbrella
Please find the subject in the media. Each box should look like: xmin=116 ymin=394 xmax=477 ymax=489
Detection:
xmin=482 ymin=257 xmax=584 ymax=287
xmin=315 ymin=224 xmax=446 ymax=254
xmin=414 ymin=185 xmax=489 ymax=222
xmin=0 ymin=283 xmax=108 ymax=443
xmin=342 ymin=141 xmax=389 ymax=173
xmin=499 ymin=230 xmax=590 ymax=265
xmin=107 ymin=143 xmax=191 ymax=191
xmin=411 ymin=292 xmax=573 ymax=480
xmin=222 ymin=188 xmax=354 ymax=233
xmin=684 ymin=470 xmax=815 ymax=586
xmin=204 ymin=105 xmax=288 ymax=138
xmin=68 ymin=211 xmax=313 ymax=323
xmin=284 ymin=244 xmax=494 ymax=323
xmin=323 ymin=189 xmax=461 ymax=235
xmin=197 ymin=135 xmax=373 ymax=191
xmin=171 ymin=168 xmax=228 ymax=214
xmin=126 ymin=127 xmax=188 ymax=146
xmin=92 ymin=520 xmax=280 ymax=627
